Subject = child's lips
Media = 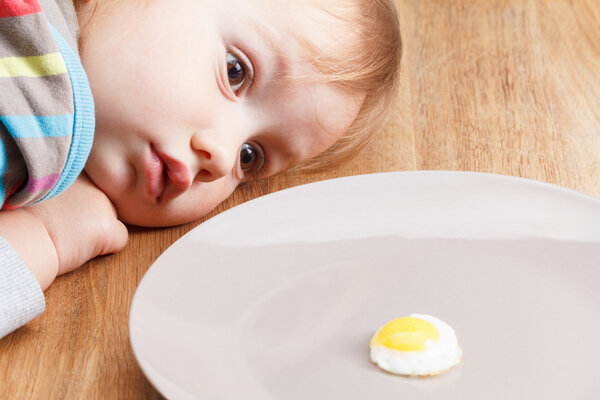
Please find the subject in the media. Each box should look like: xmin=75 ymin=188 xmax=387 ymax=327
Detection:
xmin=158 ymin=149 xmax=192 ymax=201
xmin=146 ymin=145 xmax=191 ymax=203
xmin=146 ymin=145 xmax=165 ymax=202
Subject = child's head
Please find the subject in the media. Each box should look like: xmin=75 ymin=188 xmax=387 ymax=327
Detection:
xmin=75 ymin=0 xmax=401 ymax=227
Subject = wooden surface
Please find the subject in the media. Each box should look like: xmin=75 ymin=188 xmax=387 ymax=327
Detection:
xmin=2 ymin=0 xmax=600 ymax=398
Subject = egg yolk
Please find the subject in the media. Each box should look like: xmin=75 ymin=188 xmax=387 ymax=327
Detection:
xmin=370 ymin=317 xmax=439 ymax=352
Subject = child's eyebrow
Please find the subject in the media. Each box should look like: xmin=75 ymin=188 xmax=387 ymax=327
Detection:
xmin=246 ymin=17 xmax=278 ymax=53
xmin=241 ymin=16 xmax=291 ymax=83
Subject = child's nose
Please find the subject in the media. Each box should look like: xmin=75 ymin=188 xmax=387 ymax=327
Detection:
xmin=190 ymin=133 xmax=238 ymax=182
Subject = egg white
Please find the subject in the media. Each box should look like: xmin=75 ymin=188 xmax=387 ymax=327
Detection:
xmin=370 ymin=313 xmax=462 ymax=376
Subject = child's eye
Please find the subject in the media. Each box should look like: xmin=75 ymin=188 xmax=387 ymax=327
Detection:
xmin=239 ymin=142 xmax=265 ymax=175
xmin=226 ymin=51 xmax=253 ymax=93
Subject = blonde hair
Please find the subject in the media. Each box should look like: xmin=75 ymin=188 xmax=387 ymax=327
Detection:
xmin=294 ymin=0 xmax=402 ymax=171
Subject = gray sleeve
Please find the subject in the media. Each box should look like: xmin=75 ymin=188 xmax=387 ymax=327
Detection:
xmin=0 ymin=236 xmax=45 ymax=339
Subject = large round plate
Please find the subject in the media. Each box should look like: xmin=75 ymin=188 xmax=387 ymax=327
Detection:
xmin=129 ymin=171 xmax=600 ymax=399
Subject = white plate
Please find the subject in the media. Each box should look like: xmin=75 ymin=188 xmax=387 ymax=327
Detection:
xmin=129 ymin=171 xmax=600 ymax=399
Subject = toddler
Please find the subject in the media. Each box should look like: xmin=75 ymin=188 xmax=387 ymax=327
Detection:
xmin=0 ymin=0 xmax=401 ymax=338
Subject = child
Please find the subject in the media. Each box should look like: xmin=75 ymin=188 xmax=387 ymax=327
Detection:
xmin=0 ymin=0 xmax=401 ymax=338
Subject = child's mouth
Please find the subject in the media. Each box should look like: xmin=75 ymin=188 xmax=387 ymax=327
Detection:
xmin=146 ymin=144 xmax=166 ymax=203
xmin=146 ymin=144 xmax=192 ymax=204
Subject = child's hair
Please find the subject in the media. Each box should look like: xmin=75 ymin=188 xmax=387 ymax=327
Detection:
xmin=294 ymin=0 xmax=402 ymax=171
xmin=74 ymin=0 xmax=402 ymax=172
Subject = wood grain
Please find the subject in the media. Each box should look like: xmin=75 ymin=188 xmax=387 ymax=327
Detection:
xmin=2 ymin=0 xmax=600 ymax=397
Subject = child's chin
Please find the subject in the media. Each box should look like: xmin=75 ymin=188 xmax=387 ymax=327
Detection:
xmin=115 ymin=202 xmax=206 ymax=228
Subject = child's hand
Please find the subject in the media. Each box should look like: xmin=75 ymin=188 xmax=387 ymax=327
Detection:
xmin=0 ymin=175 xmax=128 ymax=291
xmin=27 ymin=175 xmax=129 ymax=277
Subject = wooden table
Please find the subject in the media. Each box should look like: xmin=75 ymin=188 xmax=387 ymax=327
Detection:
xmin=2 ymin=0 xmax=600 ymax=397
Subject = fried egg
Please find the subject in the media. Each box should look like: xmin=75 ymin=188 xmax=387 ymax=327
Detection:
xmin=369 ymin=313 xmax=462 ymax=376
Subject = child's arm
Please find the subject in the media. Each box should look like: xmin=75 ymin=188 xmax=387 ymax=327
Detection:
xmin=0 ymin=175 xmax=129 ymax=287
xmin=0 ymin=175 xmax=128 ymax=338
xmin=0 ymin=206 xmax=59 ymax=291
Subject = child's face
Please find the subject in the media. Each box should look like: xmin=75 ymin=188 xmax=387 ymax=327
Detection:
xmin=81 ymin=0 xmax=363 ymax=226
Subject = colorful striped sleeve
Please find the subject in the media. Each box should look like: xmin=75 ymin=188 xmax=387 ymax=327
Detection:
xmin=0 ymin=0 xmax=94 ymax=209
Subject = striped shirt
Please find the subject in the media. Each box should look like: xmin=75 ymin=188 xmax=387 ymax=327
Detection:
xmin=0 ymin=0 xmax=94 ymax=209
